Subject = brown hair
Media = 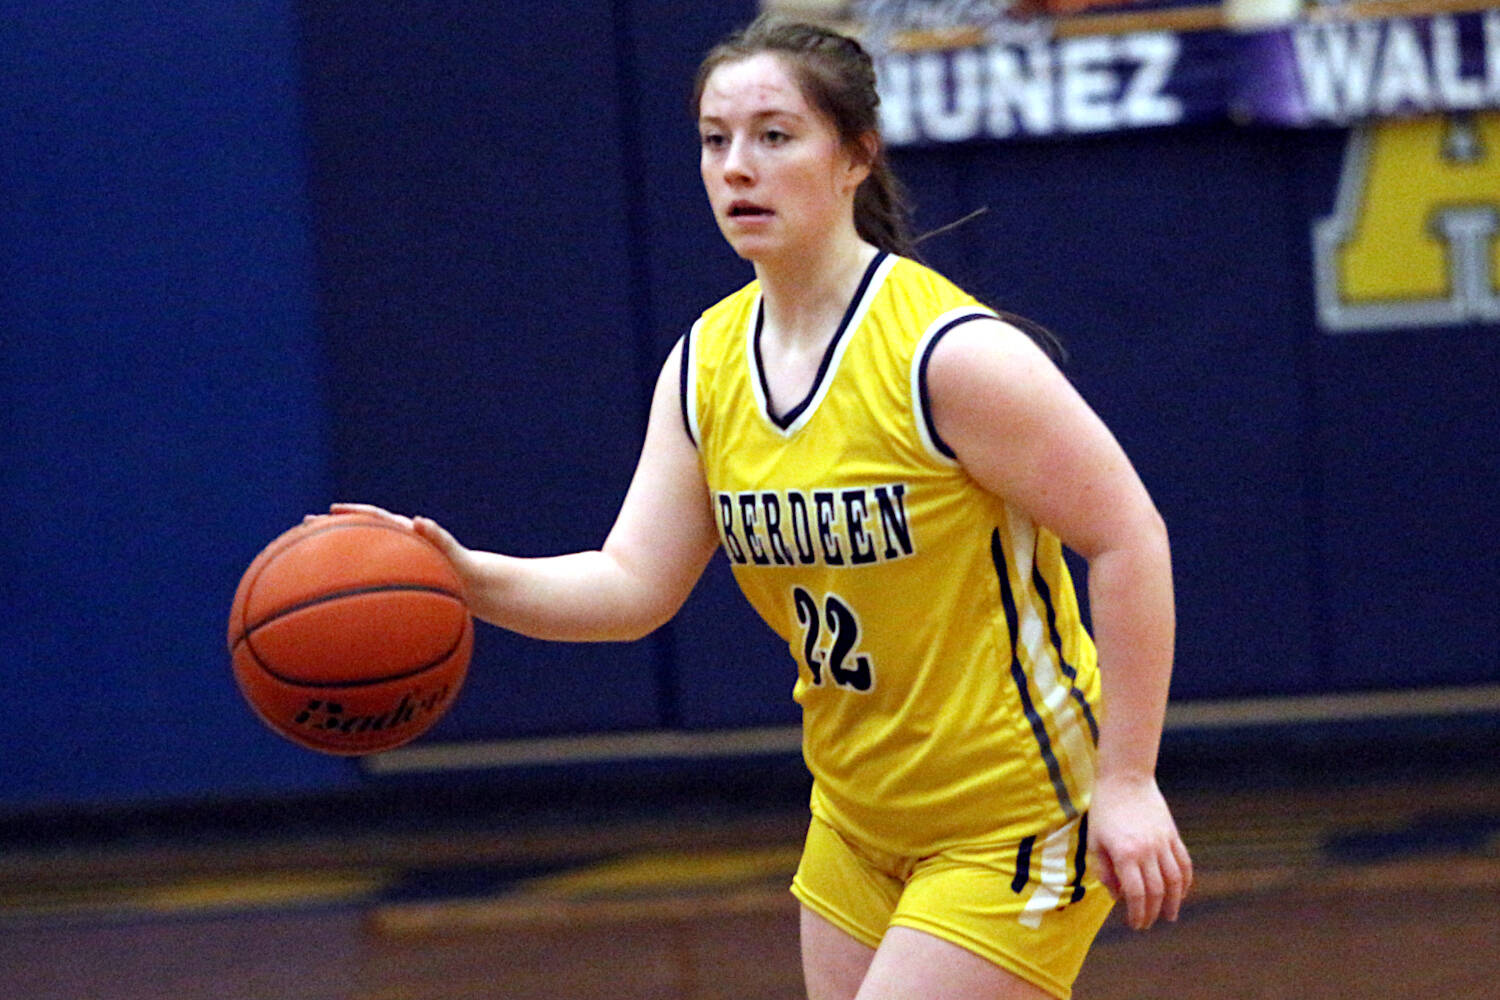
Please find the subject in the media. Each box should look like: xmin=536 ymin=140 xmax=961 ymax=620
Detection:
xmin=692 ymin=15 xmax=917 ymax=259
xmin=693 ymin=16 xmax=1066 ymax=360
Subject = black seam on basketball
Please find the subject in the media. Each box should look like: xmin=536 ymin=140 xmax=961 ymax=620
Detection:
xmin=244 ymin=613 xmax=470 ymax=690
xmin=233 ymin=516 xmax=448 ymax=646
xmin=232 ymin=583 xmax=464 ymax=648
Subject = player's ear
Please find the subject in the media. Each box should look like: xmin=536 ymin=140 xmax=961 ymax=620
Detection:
xmin=843 ymin=131 xmax=876 ymax=191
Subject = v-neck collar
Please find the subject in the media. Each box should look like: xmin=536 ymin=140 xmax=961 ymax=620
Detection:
xmin=750 ymin=251 xmax=892 ymax=434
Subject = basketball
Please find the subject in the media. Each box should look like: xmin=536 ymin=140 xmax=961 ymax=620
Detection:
xmin=227 ymin=513 xmax=472 ymax=755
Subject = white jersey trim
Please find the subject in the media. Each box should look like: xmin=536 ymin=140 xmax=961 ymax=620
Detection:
xmin=682 ymin=319 xmax=703 ymax=450
xmin=1002 ymin=505 xmax=1096 ymax=791
xmin=910 ymin=306 xmax=1000 ymax=466
xmin=746 ymin=252 xmax=899 ymax=438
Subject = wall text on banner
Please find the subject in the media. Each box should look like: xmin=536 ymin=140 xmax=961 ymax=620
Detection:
xmin=878 ymin=33 xmax=1184 ymax=143
xmin=1315 ymin=113 xmax=1500 ymax=332
xmin=1293 ymin=12 xmax=1500 ymax=123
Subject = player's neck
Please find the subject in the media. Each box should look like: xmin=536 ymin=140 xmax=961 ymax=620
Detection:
xmin=755 ymin=234 xmax=878 ymax=350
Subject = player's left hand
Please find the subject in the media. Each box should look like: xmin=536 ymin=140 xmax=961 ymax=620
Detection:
xmin=1088 ymin=773 xmax=1193 ymax=930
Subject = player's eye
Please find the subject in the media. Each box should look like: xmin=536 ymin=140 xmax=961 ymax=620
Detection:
xmin=700 ymin=131 xmax=727 ymax=149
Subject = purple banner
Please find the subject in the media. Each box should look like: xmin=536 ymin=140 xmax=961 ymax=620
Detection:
xmin=1234 ymin=9 xmax=1500 ymax=125
xmin=851 ymin=4 xmax=1500 ymax=143
xmin=877 ymin=26 xmax=1237 ymax=144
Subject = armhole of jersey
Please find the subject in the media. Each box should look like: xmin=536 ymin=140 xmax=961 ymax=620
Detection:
xmin=911 ymin=307 xmax=1001 ymax=465
xmin=679 ymin=319 xmax=702 ymax=450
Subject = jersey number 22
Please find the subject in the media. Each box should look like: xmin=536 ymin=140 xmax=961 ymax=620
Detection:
xmin=792 ymin=586 xmax=874 ymax=692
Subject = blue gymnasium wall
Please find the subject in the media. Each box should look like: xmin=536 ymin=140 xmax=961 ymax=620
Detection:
xmin=0 ymin=1 xmax=349 ymax=807
xmin=2 ymin=0 xmax=1496 ymax=811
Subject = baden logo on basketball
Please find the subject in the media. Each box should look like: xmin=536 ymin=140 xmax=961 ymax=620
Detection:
xmin=292 ymin=686 xmax=454 ymax=737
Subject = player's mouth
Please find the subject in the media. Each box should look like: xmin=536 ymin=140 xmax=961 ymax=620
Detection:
xmin=728 ymin=200 xmax=773 ymax=220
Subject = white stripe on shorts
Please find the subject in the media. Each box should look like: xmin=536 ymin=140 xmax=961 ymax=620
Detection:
xmin=1019 ymin=818 xmax=1077 ymax=929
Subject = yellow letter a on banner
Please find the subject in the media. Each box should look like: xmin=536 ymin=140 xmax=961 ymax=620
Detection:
xmin=1314 ymin=113 xmax=1500 ymax=332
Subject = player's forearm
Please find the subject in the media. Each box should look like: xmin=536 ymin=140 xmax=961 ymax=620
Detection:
xmin=460 ymin=548 xmax=671 ymax=643
xmin=1086 ymin=512 xmax=1176 ymax=784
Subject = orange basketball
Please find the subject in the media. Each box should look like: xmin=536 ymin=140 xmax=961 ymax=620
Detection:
xmin=227 ymin=513 xmax=472 ymax=756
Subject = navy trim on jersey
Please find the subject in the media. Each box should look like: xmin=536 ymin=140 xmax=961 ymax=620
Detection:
xmin=1031 ymin=562 xmax=1101 ymax=746
xmin=915 ymin=312 xmax=995 ymax=461
xmin=677 ymin=330 xmax=696 ymax=449
xmin=1012 ymin=835 xmax=1036 ymax=893
xmin=992 ymin=527 xmax=1078 ymax=820
xmin=753 ymin=251 xmax=887 ymax=430
xmin=1070 ymin=812 xmax=1089 ymax=903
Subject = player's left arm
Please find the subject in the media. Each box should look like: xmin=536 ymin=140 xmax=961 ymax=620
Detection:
xmin=925 ymin=318 xmax=1193 ymax=931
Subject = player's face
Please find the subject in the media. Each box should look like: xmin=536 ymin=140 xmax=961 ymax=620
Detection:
xmin=698 ymin=53 xmax=869 ymax=264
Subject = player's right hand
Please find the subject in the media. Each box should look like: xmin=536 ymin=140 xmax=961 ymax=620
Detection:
xmin=322 ymin=503 xmax=476 ymax=599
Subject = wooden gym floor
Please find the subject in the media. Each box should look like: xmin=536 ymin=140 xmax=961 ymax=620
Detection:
xmin=2 ymin=722 xmax=1497 ymax=1000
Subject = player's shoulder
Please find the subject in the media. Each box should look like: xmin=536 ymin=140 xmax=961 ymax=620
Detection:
xmin=885 ymin=255 xmax=979 ymax=306
xmin=679 ymin=277 xmax=760 ymax=414
xmin=684 ymin=277 xmax=756 ymax=365
xmin=697 ymin=277 xmax=760 ymax=329
xmin=923 ymin=312 xmax=1065 ymax=422
xmin=878 ymin=258 xmax=995 ymax=342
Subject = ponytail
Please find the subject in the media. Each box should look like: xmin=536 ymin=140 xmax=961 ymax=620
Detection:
xmin=855 ymin=157 xmax=919 ymax=259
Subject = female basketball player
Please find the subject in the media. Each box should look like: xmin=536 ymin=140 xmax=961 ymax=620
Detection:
xmin=333 ymin=16 xmax=1190 ymax=1000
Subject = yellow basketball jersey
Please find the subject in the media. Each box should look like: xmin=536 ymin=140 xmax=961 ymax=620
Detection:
xmin=682 ymin=253 xmax=1101 ymax=857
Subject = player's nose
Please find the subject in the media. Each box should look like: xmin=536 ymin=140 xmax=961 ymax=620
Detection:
xmin=722 ymin=135 xmax=754 ymax=183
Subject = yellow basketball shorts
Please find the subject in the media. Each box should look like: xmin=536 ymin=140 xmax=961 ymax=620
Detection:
xmin=791 ymin=812 xmax=1114 ymax=999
